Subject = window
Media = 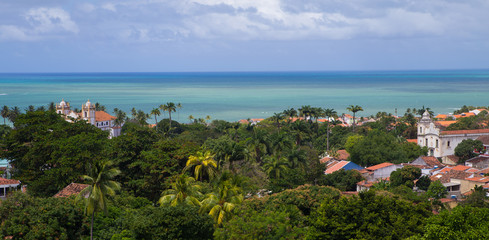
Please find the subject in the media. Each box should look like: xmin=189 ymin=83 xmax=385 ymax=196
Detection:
xmin=84 ymin=112 xmax=87 ymax=118
xmin=420 ymin=127 xmax=423 ymax=133
xmin=425 ymin=138 xmax=428 ymax=147
xmin=436 ymin=139 xmax=439 ymax=148
xmin=448 ymin=141 xmax=451 ymax=147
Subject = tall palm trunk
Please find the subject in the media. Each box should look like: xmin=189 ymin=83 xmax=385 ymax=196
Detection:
xmin=154 ymin=115 xmax=158 ymax=130
xmin=91 ymin=212 xmax=94 ymax=240
xmin=327 ymin=122 xmax=330 ymax=151
xmin=168 ymin=111 xmax=172 ymax=130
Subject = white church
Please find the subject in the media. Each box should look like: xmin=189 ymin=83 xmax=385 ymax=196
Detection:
xmin=56 ymin=99 xmax=122 ymax=138
xmin=417 ymin=110 xmax=489 ymax=157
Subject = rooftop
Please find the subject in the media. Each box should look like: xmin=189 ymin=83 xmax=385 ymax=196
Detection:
xmin=95 ymin=111 xmax=117 ymax=122
xmin=0 ymin=178 xmax=20 ymax=187
xmin=441 ymin=129 xmax=489 ymax=136
xmin=325 ymin=160 xmax=349 ymax=174
xmin=53 ymin=183 xmax=89 ymax=198
xmin=366 ymin=162 xmax=394 ymax=171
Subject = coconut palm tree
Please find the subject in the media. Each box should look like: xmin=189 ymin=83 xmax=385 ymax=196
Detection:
xmin=176 ymin=102 xmax=182 ymax=121
xmin=159 ymin=174 xmax=202 ymax=207
xmin=113 ymin=108 xmax=126 ymax=128
xmin=263 ymin=154 xmax=289 ymax=179
xmin=299 ymin=105 xmax=312 ymax=121
xmin=200 ymin=179 xmax=243 ymax=226
xmin=7 ymin=107 xmax=20 ymax=123
xmin=347 ymin=105 xmax=363 ymax=131
xmin=77 ymin=160 xmax=121 ymax=240
xmin=188 ymin=115 xmax=195 ymax=124
xmin=1 ymin=105 xmax=9 ymax=125
xmin=160 ymin=102 xmax=177 ymax=129
xmin=323 ymin=108 xmax=337 ymax=151
xmin=150 ymin=108 xmax=161 ymax=128
xmin=184 ymin=151 xmax=218 ymax=181
xmin=136 ymin=110 xmax=149 ymax=126
xmin=48 ymin=102 xmax=56 ymax=112
xmin=245 ymin=128 xmax=269 ymax=163
xmin=282 ymin=108 xmax=297 ymax=123
xmin=269 ymin=112 xmax=284 ymax=132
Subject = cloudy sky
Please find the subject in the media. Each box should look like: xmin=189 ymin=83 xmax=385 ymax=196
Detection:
xmin=1 ymin=0 xmax=488 ymax=72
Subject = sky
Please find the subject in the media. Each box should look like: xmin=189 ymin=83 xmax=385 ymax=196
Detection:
xmin=1 ymin=0 xmax=488 ymax=72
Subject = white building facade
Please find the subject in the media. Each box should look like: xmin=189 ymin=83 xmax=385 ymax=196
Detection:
xmin=417 ymin=111 xmax=489 ymax=157
xmin=56 ymin=99 xmax=122 ymax=138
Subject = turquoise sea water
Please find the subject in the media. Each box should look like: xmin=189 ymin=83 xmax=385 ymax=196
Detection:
xmin=0 ymin=70 xmax=488 ymax=122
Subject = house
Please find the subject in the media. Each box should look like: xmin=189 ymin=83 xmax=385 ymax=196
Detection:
xmin=360 ymin=162 xmax=402 ymax=181
xmin=0 ymin=177 xmax=20 ymax=199
xmin=56 ymin=99 xmax=122 ymax=138
xmin=465 ymin=155 xmax=489 ymax=169
xmin=417 ymin=110 xmax=489 ymax=157
xmin=319 ymin=149 xmax=350 ymax=164
xmin=324 ymin=160 xmax=363 ymax=174
xmin=407 ymin=156 xmax=443 ymax=175
xmin=441 ymin=155 xmax=459 ymax=165
xmin=477 ymin=135 xmax=489 ymax=154
xmin=54 ymin=183 xmax=90 ymax=198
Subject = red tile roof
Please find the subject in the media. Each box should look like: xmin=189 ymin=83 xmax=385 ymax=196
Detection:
xmin=452 ymin=165 xmax=471 ymax=171
xmin=366 ymin=162 xmax=394 ymax=171
xmin=435 ymin=121 xmax=457 ymax=127
xmin=441 ymin=129 xmax=489 ymax=135
xmin=406 ymin=139 xmax=418 ymax=143
xmin=435 ymin=114 xmax=448 ymax=119
xmin=0 ymin=178 xmax=20 ymax=186
xmin=420 ymin=156 xmax=442 ymax=167
xmin=465 ymin=176 xmax=489 ymax=183
xmin=477 ymin=135 xmax=489 ymax=145
xmin=325 ymin=160 xmax=349 ymax=174
xmin=95 ymin=111 xmax=116 ymax=122
xmin=53 ymin=183 xmax=89 ymax=198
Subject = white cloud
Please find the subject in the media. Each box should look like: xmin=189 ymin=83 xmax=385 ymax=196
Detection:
xmin=0 ymin=25 xmax=32 ymax=41
xmin=25 ymin=7 xmax=79 ymax=33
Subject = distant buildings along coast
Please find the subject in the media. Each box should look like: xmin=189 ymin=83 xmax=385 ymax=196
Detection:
xmin=56 ymin=99 xmax=122 ymax=138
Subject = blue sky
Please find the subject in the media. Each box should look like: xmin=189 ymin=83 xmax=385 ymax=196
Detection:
xmin=1 ymin=0 xmax=488 ymax=72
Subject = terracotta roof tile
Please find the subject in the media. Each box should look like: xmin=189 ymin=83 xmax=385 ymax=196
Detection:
xmin=435 ymin=121 xmax=457 ymax=127
xmin=465 ymin=176 xmax=489 ymax=183
xmin=435 ymin=114 xmax=448 ymax=119
xmin=366 ymin=162 xmax=394 ymax=171
xmin=441 ymin=129 xmax=489 ymax=135
xmin=95 ymin=111 xmax=116 ymax=122
xmin=466 ymin=155 xmax=489 ymax=164
xmin=406 ymin=139 xmax=418 ymax=143
xmin=325 ymin=160 xmax=350 ymax=174
xmin=53 ymin=183 xmax=89 ymax=198
xmin=436 ymin=170 xmax=472 ymax=183
xmin=452 ymin=165 xmax=471 ymax=171
xmin=421 ymin=156 xmax=442 ymax=167
xmin=0 ymin=178 xmax=20 ymax=186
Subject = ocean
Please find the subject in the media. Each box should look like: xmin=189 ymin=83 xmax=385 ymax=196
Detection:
xmin=0 ymin=70 xmax=488 ymax=123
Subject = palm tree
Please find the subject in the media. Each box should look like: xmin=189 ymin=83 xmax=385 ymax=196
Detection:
xmin=1 ymin=105 xmax=9 ymax=125
xmin=347 ymin=105 xmax=363 ymax=131
xmin=77 ymin=160 xmax=121 ymax=240
xmin=136 ymin=110 xmax=149 ymax=126
xmin=287 ymin=146 xmax=307 ymax=168
xmin=299 ymin=105 xmax=312 ymax=121
xmin=188 ymin=115 xmax=195 ymax=124
xmin=160 ymin=102 xmax=177 ymax=129
xmin=176 ymin=102 xmax=182 ymax=121
xmin=48 ymin=102 xmax=56 ymax=112
xmin=200 ymin=179 xmax=243 ymax=226
xmin=113 ymin=108 xmax=126 ymax=128
xmin=263 ymin=154 xmax=289 ymax=179
xmin=150 ymin=108 xmax=161 ymax=127
xmin=245 ymin=128 xmax=269 ymax=163
xmin=323 ymin=108 xmax=337 ymax=151
xmin=205 ymin=115 xmax=211 ymax=124
xmin=269 ymin=112 xmax=284 ymax=132
xmin=131 ymin=107 xmax=137 ymax=120
xmin=184 ymin=151 xmax=218 ymax=181
xmin=159 ymin=174 xmax=202 ymax=207
xmin=7 ymin=107 xmax=20 ymax=123
xmin=282 ymin=108 xmax=297 ymax=122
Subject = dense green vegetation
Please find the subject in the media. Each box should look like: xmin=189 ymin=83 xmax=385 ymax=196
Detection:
xmin=0 ymin=104 xmax=488 ymax=239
